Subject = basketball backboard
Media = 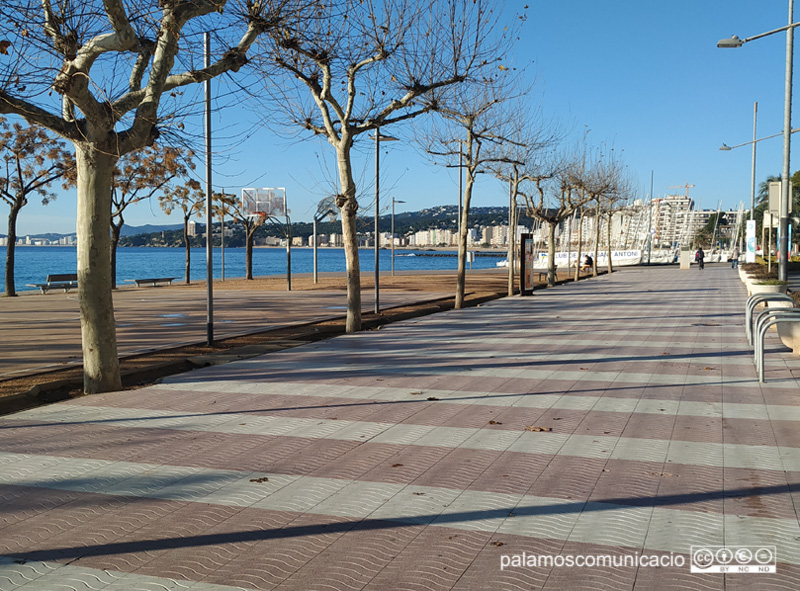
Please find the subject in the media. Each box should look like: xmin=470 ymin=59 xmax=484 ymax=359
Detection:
xmin=242 ymin=188 xmax=287 ymax=219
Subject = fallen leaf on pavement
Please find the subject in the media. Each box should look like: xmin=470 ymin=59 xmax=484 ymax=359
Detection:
xmin=525 ymin=426 xmax=552 ymax=432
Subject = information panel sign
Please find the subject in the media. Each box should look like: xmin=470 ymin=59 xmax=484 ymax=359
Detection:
xmin=520 ymin=233 xmax=535 ymax=296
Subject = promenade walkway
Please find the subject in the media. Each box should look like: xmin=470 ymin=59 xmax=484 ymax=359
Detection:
xmin=0 ymin=284 xmax=450 ymax=379
xmin=1 ymin=265 xmax=799 ymax=590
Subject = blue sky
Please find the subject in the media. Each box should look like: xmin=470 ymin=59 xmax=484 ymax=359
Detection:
xmin=11 ymin=0 xmax=800 ymax=235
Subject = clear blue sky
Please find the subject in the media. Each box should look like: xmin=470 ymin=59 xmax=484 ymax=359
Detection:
xmin=12 ymin=0 xmax=799 ymax=235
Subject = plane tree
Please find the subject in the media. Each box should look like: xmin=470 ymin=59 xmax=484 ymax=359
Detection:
xmin=110 ymin=144 xmax=194 ymax=287
xmin=0 ymin=116 xmax=75 ymax=296
xmin=0 ymin=0 xmax=285 ymax=392
xmin=252 ymin=0 xmax=513 ymax=331
xmin=423 ymin=80 xmax=531 ymax=307
xmin=518 ymin=150 xmax=592 ymax=286
xmin=159 ymin=180 xmax=204 ymax=284
xmin=490 ymin=113 xmax=560 ymax=295
xmin=582 ymin=151 xmax=630 ymax=275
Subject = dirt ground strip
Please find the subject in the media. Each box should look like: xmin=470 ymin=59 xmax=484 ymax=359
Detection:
xmin=0 ymin=268 xmax=589 ymax=414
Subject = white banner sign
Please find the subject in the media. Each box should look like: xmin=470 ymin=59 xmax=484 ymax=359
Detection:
xmin=745 ymin=220 xmax=756 ymax=263
xmin=539 ymin=250 xmax=643 ymax=267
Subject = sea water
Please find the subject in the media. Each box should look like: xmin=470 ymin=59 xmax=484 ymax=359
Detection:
xmin=2 ymin=246 xmax=502 ymax=293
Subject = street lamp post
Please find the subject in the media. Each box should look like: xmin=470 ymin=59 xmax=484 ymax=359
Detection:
xmin=720 ymin=126 xmax=800 ymax=212
xmin=372 ymin=130 xmax=399 ymax=314
xmin=391 ymin=198 xmax=405 ymax=276
xmin=718 ymin=3 xmax=800 ymax=280
xmin=313 ymin=197 xmax=336 ymax=284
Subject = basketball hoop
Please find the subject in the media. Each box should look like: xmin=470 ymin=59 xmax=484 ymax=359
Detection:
xmin=253 ymin=211 xmax=267 ymax=226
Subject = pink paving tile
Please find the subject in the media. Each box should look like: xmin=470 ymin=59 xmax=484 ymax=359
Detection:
xmin=588 ymin=460 xmax=662 ymax=507
xmin=466 ymin=451 xmax=555 ymax=495
xmin=724 ymin=563 xmax=800 ymax=590
xmin=355 ymin=445 xmax=453 ymax=484
xmin=362 ymin=527 xmax=493 ymax=591
xmin=525 ymin=455 xmax=607 ymax=501
xmin=409 ymin=448 xmax=502 ymax=490
xmin=722 ymin=467 xmax=797 ymax=520
xmin=765 ymin=419 xmax=800 ymax=449
xmin=0 ymin=485 xmax=83 ymax=533
xmin=653 ymin=463 xmax=724 ymax=514
xmin=671 ymin=414 xmax=723 ymax=444
xmin=721 ymin=417 xmax=779 ymax=447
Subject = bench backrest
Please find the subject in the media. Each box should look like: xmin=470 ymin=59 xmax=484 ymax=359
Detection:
xmin=46 ymin=273 xmax=78 ymax=283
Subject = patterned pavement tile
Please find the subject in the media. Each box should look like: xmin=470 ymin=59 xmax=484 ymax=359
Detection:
xmin=2 ymin=266 xmax=800 ymax=590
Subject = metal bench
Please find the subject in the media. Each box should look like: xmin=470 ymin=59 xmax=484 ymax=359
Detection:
xmin=26 ymin=273 xmax=78 ymax=294
xmin=125 ymin=277 xmax=177 ymax=287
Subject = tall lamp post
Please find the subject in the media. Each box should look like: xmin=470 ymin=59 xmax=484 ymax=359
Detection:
xmin=391 ymin=198 xmax=405 ymax=276
xmin=372 ymin=130 xmax=399 ymax=314
xmin=719 ymin=126 xmax=800 ymax=213
xmin=718 ymin=2 xmax=800 ymax=280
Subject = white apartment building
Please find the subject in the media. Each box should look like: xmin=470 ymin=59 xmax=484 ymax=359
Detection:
xmin=651 ymin=194 xmax=694 ymax=247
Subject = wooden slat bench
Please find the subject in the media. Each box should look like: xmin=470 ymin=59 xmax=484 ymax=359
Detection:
xmin=125 ymin=277 xmax=177 ymax=287
xmin=26 ymin=273 xmax=78 ymax=294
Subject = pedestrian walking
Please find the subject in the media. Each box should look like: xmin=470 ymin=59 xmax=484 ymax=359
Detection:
xmin=730 ymin=246 xmax=740 ymax=269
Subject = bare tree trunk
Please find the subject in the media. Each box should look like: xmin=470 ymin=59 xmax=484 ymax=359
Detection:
xmin=76 ymin=146 xmax=122 ymax=394
xmin=547 ymin=221 xmax=557 ymax=286
xmin=507 ymin=186 xmax=516 ymax=297
xmin=4 ymin=203 xmax=20 ymax=296
xmin=246 ymin=227 xmax=255 ymax=280
xmin=574 ymin=204 xmax=584 ymax=282
xmin=183 ymin=217 xmax=191 ymax=284
xmin=110 ymin=218 xmax=122 ymax=289
xmin=593 ymin=207 xmax=600 ymax=277
xmin=606 ymin=213 xmax=614 ymax=274
xmin=335 ymin=140 xmax=361 ymax=332
xmin=456 ymin=170 xmax=476 ymax=308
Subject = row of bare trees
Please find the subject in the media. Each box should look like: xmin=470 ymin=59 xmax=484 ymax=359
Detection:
xmin=0 ymin=0 xmax=520 ymax=394
xmin=418 ymin=77 xmax=634 ymax=299
xmin=0 ymin=0 xmax=633 ymax=395
xmin=0 ymin=123 xmax=272 ymax=296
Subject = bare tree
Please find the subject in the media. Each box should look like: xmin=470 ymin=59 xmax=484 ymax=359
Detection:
xmin=252 ymin=0 xmax=513 ymax=331
xmin=0 ymin=116 xmax=75 ymax=296
xmin=423 ymin=78 xmax=528 ymax=308
xmin=520 ymin=151 xmax=592 ymax=286
xmin=492 ymin=116 xmax=561 ymax=295
xmin=0 ymin=0 xmax=282 ymax=392
xmin=159 ymin=180 xmax=204 ymax=284
xmin=582 ymin=150 xmax=629 ymax=276
xmin=110 ymin=144 xmax=194 ymax=287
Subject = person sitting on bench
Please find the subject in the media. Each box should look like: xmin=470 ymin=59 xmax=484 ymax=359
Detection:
xmin=580 ymin=254 xmax=593 ymax=272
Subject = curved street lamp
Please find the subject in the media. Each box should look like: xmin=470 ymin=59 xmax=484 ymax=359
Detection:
xmin=371 ymin=131 xmax=399 ymax=313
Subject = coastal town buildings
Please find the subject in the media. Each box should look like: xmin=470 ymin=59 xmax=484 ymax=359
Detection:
xmin=4 ymin=197 xmax=745 ymax=250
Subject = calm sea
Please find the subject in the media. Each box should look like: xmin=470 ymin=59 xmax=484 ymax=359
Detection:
xmin=3 ymin=246 xmax=503 ymax=293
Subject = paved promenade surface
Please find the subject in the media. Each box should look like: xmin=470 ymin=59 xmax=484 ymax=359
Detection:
xmin=1 ymin=265 xmax=800 ymax=590
xmin=0 ymin=286 xmax=449 ymax=379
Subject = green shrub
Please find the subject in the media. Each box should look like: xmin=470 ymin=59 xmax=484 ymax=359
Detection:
xmin=754 ymin=279 xmax=788 ymax=285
